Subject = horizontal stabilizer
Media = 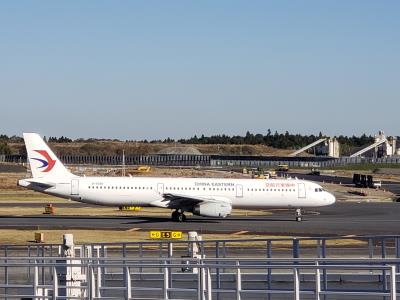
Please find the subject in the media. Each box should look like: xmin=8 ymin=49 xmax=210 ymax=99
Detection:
xmin=18 ymin=178 xmax=55 ymax=190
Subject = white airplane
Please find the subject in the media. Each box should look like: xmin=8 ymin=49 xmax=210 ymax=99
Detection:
xmin=18 ymin=133 xmax=336 ymax=222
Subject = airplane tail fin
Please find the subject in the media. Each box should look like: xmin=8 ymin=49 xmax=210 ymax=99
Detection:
xmin=23 ymin=133 xmax=75 ymax=179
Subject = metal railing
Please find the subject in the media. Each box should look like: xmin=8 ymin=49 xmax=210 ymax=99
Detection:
xmin=0 ymin=257 xmax=398 ymax=299
xmin=0 ymin=236 xmax=398 ymax=299
xmin=78 ymin=235 xmax=400 ymax=262
xmin=1 ymin=235 xmax=400 ymax=262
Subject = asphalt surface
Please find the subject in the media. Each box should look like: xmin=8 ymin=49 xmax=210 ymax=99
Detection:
xmin=0 ymin=172 xmax=398 ymax=236
xmin=1 ymin=202 xmax=400 ymax=236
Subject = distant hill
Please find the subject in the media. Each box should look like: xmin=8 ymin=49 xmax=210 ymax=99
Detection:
xmin=7 ymin=141 xmax=293 ymax=157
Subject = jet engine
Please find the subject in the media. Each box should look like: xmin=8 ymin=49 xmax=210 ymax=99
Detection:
xmin=192 ymin=202 xmax=232 ymax=218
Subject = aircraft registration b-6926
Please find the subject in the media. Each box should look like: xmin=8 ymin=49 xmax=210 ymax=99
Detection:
xmin=18 ymin=133 xmax=336 ymax=222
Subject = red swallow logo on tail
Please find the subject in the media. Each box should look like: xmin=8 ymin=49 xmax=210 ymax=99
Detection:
xmin=31 ymin=150 xmax=56 ymax=172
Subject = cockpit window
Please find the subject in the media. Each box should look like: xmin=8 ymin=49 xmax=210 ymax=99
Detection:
xmin=315 ymin=188 xmax=324 ymax=192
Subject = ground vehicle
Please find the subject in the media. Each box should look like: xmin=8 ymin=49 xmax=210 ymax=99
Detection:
xmin=266 ymin=170 xmax=277 ymax=178
xmin=276 ymin=164 xmax=289 ymax=172
xmin=308 ymin=168 xmax=321 ymax=176
xmin=353 ymin=174 xmax=380 ymax=188
xmin=372 ymin=180 xmax=382 ymax=189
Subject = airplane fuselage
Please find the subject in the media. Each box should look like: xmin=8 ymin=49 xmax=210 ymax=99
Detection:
xmin=20 ymin=176 xmax=336 ymax=209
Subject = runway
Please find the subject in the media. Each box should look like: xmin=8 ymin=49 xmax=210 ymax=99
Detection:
xmin=1 ymin=202 xmax=400 ymax=236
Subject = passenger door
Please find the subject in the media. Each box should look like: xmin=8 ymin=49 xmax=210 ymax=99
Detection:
xmin=71 ymin=179 xmax=79 ymax=195
xmin=297 ymin=183 xmax=306 ymax=198
xmin=236 ymin=184 xmax=243 ymax=198
xmin=157 ymin=183 xmax=164 ymax=195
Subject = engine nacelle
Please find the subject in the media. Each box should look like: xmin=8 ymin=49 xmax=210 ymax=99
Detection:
xmin=192 ymin=202 xmax=232 ymax=218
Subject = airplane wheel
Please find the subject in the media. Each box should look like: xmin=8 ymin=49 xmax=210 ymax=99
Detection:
xmin=295 ymin=208 xmax=302 ymax=222
xmin=176 ymin=212 xmax=186 ymax=222
xmin=171 ymin=210 xmax=179 ymax=222
xmin=172 ymin=210 xmax=186 ymax=222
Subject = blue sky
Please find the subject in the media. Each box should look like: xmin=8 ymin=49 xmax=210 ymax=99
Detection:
xmin=1 ymin=1 xmax=399 ymax=140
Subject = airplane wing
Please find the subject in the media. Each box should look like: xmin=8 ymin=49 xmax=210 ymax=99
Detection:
xmin=151 ymin=193 xmax=230 ymax=209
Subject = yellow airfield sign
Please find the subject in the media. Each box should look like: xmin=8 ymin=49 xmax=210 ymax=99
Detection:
xmin=150 ymin=231 xmax=183 ymax=239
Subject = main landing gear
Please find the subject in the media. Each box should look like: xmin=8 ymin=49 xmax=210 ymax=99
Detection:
xmin=295 ymin=208 xmax=303 ymax=222
xmin=171 ymin=210 xmax=187 ymax=222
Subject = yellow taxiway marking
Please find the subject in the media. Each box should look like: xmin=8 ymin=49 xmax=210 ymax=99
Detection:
xmin=233 ymin=230 xmax=249 ymax=235
xmin=126 ymin=227 xmax=141 ymax=232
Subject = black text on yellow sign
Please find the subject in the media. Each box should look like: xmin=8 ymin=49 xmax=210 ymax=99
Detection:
xmin=150 ymin=231 xmax=183 ymax=239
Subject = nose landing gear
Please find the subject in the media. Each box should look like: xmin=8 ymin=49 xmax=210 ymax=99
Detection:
xmin=295 ymin=208 xmax=302 ymax=222
xmin=171 ymin=210 xmax=186 ymax=222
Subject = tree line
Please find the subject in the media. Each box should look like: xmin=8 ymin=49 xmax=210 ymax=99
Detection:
xmin=178 ymin=131 xmax=376 ymax=150
xmin=0 ymin=131 xmax=389 ymax=155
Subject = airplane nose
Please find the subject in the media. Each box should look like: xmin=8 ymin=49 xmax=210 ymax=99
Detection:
xmin=327 ymin=192 xmax=336 ymax=205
